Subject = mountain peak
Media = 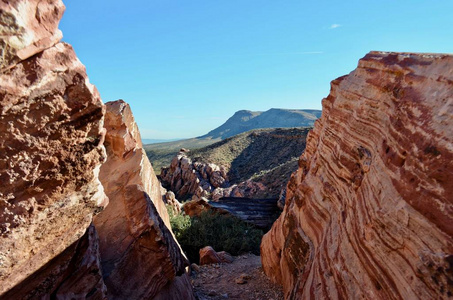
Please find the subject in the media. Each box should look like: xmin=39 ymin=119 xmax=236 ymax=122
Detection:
xmin=200 ymin=108 xmax=321 ymax=140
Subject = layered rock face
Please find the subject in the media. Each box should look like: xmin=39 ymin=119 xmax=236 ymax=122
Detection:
xmin=0 ymin=0 xmax=108 ymax=296
xmin=94 ymin=100 xmax=193 ymax=300
xmin=261 ymin=52 xmax=453 ymax=299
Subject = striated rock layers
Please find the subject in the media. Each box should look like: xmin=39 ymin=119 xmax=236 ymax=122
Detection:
xmin=0 ymin=0 xmax=108 ymax=296
xmin=261 ymin=52 xmax=453 ymax=299
xmin=94 ymin=100 xmax=194 ymax=300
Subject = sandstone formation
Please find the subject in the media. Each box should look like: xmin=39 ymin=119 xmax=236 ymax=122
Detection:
xmin=163 ymin=190 xmax=183 ymax=215
xmin=93 ymin=100 xmax=194 ymax=299
xmin=0 ymin=0 xmax=108 ymax=295
xmin=210 ymin=197 xmax=280 ymax=230
xmin=199 ymin=246 xmax=234 ymax=265
xmin=182 ymin=197 xmax=220 ymax=217
xmin=1 ymin=1 xmax=194 ymax=298
xmin=0 ymin=0 xmax=65 ymax=71
xmin=161 ymin=151 xmax=229 ymax=200
xmin=2 ymin=224 xmax=107 ymax=299
xmin=161 ymin=128 xmax=309 ymax=202
xmin=261 ymin=52 xmax=453 ymax=299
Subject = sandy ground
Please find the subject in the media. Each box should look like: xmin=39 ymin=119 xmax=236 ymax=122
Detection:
xmin=191 ymin=253 xmax=284 ymax=300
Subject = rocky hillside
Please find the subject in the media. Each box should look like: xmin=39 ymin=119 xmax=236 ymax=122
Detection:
xmin=0 ymin=1 xmax=193 ymax=299
xmin=161 ymin=127 xmax=311 ymax=202
xmin=261 ymin=52 xmax=453 ymax=299
xmin=145 ymin=108 xmax=320 ymax=171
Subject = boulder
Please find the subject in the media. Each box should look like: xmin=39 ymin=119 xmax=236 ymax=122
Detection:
xmin=0 ymin=21 xmax=107 ymax=296
xmin=261 ymin=52 xmax=453 ymax=299
xmin=0 ymin=0 xmax=65 ymax=71
xmin=94 ymin=100 xmax=194 ymax=299
xmin=164 ymin=190 xmax=182 ymax=214
xmin=199 ymin=246 xmax=233 ymax=265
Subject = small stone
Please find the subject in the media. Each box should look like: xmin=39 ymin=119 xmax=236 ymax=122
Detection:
xmin=235 ymin=277 xmax=247 ymax=284
xmin=191 ymin=263 xmax=200 ymax=273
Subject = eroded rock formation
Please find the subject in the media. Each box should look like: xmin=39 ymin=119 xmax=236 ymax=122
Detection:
xmin=0 ymin=0 xmax=108 ymax=295
xmin=160 ymin=128 xmax=310 ymax=202
xmin=261 ymin=52 xmax=453 ymax=299
xmin=1 ymin=1 xmax=194 ymax=298
xmin=0 ymin=0 xmax=65 ymax=71
xmin=94 ymin=100 xmax=194 ymax=299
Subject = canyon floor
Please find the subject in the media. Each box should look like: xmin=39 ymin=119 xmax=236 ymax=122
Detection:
xmin=191 ymin=254 xmax=284 ymax=300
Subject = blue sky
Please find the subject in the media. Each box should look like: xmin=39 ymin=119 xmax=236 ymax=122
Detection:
xmin=59 ymin=1 xmax=453 ymax=139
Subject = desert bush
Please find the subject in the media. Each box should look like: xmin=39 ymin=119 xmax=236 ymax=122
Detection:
xmin=166 ymin=207 xmax=263 ymax=263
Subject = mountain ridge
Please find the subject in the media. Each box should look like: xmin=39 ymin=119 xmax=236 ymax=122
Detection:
xmin=145 ymin=108 xmax=321 ymax=170
xmin=199 ymin=108 xmax=321 ymax=140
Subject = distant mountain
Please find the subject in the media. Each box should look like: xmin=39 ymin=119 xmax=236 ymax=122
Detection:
xmin=142 ymin=138 xmax=182 ymax=145
xmin=144 ymin=108 xmax=321 ymax=171
xmin=199 ymin=108 xmax=321 ymax=140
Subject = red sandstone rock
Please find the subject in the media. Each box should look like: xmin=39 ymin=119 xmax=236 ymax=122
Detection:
xmin=261 ymin=52 xmax=453 ymax=299
xmin=94 ymin=100 xmax=194 ymax=299
xmin=2 ymin=224 xmax=107 ymax=299
xmin=0 ymin=0 xmax=65 ymax=71
xmin=199 ymin=246 xmax=233 ymax=265
xmin=0 ymin=40 xmax=107 ymax=295
xmin=199 ymin=246 xmax=223 ymax=265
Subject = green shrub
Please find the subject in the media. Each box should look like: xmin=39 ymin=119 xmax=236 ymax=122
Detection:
xmin=166 ymin=207 xmax=263 ymax=263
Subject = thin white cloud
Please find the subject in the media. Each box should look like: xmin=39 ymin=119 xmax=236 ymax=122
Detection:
xmin=329 ymin=24 xmax=342 ymax=29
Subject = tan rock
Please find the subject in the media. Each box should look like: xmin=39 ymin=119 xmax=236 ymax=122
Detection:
xmin=164 ymin=190 xmax=182 ymax=214
xmin=199 ymin=246 xmax=233 ymax=265
xmin=199 ymin=246 xmax=223 ymax=265
xmin=183 ymin=197 xmax=213 ymax=217
xmin=235 ymin=273 xmax=252 ymax=284
xmin=218 ymin=251 xmax=234 ymax=264
xmin=261 ymin=52 xmax=453 ymax=299
xmin=0 ymin=41 xmax=107 ymax=295
xmin=0 ymin=0 xmax=65 ymax=71
xmin=94 ymin=100 xmax=193 ymax=299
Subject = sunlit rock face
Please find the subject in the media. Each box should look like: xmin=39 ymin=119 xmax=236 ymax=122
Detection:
xmin=261 ymin=52 xmax=453 ymax=299
xmin=0 ymin=0 xmax=65 ymax=71
xmin=94 ymin=100 xmax=194 ymax=300
xmin=0 ymin=0 xmax=108 ymax=294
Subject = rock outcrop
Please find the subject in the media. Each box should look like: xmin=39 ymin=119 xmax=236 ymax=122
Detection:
xmin=161 ymin=151 xmax=229 ymax=200
xmin=0 ymin=0 xmax=65 ymax=71
xmin=1 ymin=224 xmax=107 ymax=299
xmin=94 ymin=100 xmax=194 ymax=300
xmin=261 ymin=52 xmax=453 ymax=299
xmin=210 ymin=197 xmax=280 ymax=230
xmin=161 ymin=128 xmax=310 ymax=202
xmin=0 ymin=0 xmax=108 ymax=295
xmin=1 ymin=1 xmax=194 ymax=298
